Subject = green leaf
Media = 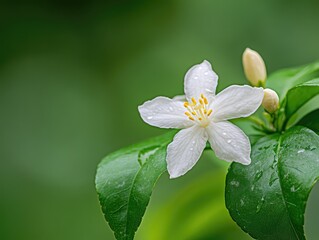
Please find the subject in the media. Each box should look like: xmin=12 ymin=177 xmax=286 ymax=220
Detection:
xmin=267 ymin=61 xmax=319 ymax=99
xmin=284 ymin=79 xmax=319 ymax=127
xmin=141 ymin=171 xmax=251 ymax=240
xmin=297 ymin=109 xmax=319 ymax=133
xmin=95 ymin=131 xmax=176 ymax=240
xmin=225 ymin=126 xmax=319 ymax=240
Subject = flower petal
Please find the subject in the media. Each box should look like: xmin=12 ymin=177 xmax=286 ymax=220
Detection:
xmin=172 ymin=95 xmax=186 ymax=102
xmin=138 ymin=96 xmax=194 ymax=129
xmin=211 ymin=85 xmax=264 ymax=121
xmin=167 ymin=126 xmax=207 ymax=178
xmin=184 ymin=60 xmax=218 ymax=100
xmin=207 ymin=121 xmax=251 ymax=165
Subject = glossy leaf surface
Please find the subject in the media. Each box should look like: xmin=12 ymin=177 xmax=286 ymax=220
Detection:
xmin=297 ymin=109 xmax=319 ymax=133
xmin=284 ymin=78 xmax=319 ymax=123
xmin=267 ymin=62 xmax=319 ymax=99
xmin=226 ymin=127 xmax=319 ymax=240
xmin=95 ymin=131 xmax=175 ymax=240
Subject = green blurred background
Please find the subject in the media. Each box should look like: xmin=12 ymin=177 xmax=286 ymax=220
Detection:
xmin=1 ymin=0 xmax=319 ymax=239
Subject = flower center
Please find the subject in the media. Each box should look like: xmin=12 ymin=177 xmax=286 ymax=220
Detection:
xmin=184 ymin=94 xmax=212 ymax=127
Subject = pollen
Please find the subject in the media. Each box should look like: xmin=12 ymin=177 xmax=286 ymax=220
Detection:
xmin=191 ymin=97 xmax=197 ymax=105
xmin=183 ymin=93 xmax=213 ymax=125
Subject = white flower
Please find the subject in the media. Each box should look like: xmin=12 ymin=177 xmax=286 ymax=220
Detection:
xmin=138 ymin=60 xmax=264 ymax=178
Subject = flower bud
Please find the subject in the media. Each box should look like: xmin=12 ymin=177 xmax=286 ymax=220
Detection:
xmin=242 ymin=48 xmax=267 ymax=87
xmin=262 ymin=88 xmax=279 ymax=113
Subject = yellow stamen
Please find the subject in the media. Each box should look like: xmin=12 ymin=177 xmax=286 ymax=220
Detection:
xmin=183 ymin=94 xmax=213 ymax=124
xmin=191 ymin=97 xmax=197 ymax=105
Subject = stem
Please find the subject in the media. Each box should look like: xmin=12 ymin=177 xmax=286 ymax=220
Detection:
xmin=247 ymin=116 xmax=265 ymax=127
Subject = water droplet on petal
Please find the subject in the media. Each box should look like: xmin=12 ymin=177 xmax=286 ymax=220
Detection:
xmin=222 ymin=132 xmax=227 ymax=136
xmin=204 ymin=71 xmax=209 ymax=75
xmin=147 ymin=116 xmax=153 ymax=120
xmin=190 ymin=147 xmax=194 ymax=151
xmin=205 ymin=88 xmax=213 ymax=93
xmin=192 ymin=141 xmax=195 ymax=144
xmin=227 ymin=140 xmax=232 ymax=143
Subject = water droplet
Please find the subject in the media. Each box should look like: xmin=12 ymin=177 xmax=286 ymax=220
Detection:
xmin=256 ymin=197 xmax=265 ymax=213
xmin=290 ymin=185 xmax=298 ymax=192
xmin=147 ymin=116 xmax=153 ymax=120
xmin=254 ymin=170 xmax=263 ymax=181
xmin=230 ymin=180 xmax=240 ymax=187
xmin=194 ymin=76 xmax=199 ymax=80
xmin=251 ymin=185 xmax=255 ymax=191
xmin=227 ymin=140 xmax=232 ymax=143
xmin=297 ymin=149 xmax=305 ymax=154
xmin=168 ymin=107 xmax=174 ymax=111
xmin=204 ymin=71 xmax=209 ymax=75
xmin=205 ymin=88 xmax=213 ymax=93
xmin=305 ymin=145 xmax=316 ymax=151
xmin=190 ymin=147 xmax=194 ymax=151
xmin=269 ymin=172 xmax=278 ymax=187
xmin=192 ymin=140 xmax=195 ymax=144
xmin=240 ymin=199 xmax=245 ymax=206
xmin=271 ymin=161 xmax=277 ymax=169
xmin=222 ymin=132 xmax=227 ymax=136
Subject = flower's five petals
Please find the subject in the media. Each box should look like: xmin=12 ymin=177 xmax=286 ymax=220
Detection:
xmin=138 ymin=60 xmax=264 ymax=178
xmin=167 ymin=126 xmax=207 ymax=178
xmin=138 ymin=97 xmax=194 ymax=129
xmin=207 ymin=121 xmax=251 ymax=165
xmin=211 ymin=85 xmax=264 ymax=121
xmin=184 ymin=60 xmax=218 ymax=101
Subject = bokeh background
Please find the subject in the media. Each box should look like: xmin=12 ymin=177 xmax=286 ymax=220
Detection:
xmin=1 ymin=0 xmax=319 ymax=239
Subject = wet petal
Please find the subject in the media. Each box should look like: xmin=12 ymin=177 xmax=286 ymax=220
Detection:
xmin=207 ymin=121 xmax=251 ymax=165
xmin=211 ymin=85 xmax=264 ymax=121
xmin=138 ymin=96 xmax=194 ymax=129
xmin=167 ymin=126 xmax=207 ymax=178
xmin=184 ymin=60 xmax=218 ymax=101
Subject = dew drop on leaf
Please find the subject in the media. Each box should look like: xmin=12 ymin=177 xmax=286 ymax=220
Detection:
xmin=254 ymin=170 xmax=263 ymax=181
